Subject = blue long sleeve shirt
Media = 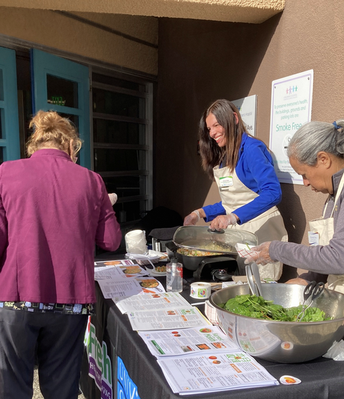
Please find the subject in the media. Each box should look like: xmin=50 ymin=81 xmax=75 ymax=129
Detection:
xmin=203 ymin=134 xmax=282 ymax=225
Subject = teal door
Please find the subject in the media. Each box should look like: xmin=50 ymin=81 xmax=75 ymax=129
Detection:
xmin=31 ymin=49 xmax=91 ymax=168
xmin=0 ymin=47 xmax=20 ymax=162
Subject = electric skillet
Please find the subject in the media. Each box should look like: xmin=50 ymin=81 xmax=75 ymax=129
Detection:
xmin=167 ymin=226 xmax=258 ymax=281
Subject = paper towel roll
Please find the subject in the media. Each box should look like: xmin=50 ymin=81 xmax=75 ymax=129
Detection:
xmin=125 ymin=230 xmax=148 ymax=255
xmin=190 ymin=282 xmax=212 ymax=299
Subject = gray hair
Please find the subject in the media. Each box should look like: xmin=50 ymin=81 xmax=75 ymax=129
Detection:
xmin=287 ymin=120 xmax=344 ymax=166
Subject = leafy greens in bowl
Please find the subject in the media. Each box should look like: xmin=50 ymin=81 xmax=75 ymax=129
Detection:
xmin=210 ymin=283 xmax=344 ymax=363
xmin=220 ymin=294 xmax=330 ymax=322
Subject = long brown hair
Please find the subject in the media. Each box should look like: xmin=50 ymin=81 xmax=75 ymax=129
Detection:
xmin=199 ymin=99 xmax=248 ymax=179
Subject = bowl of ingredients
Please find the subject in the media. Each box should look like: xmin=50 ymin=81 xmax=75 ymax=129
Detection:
xmin=210 ymin=283 xmax=344 ymax=363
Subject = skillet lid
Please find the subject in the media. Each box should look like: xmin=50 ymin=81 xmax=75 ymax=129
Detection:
xmin=173 ymin=226 xmax=258 ymax=254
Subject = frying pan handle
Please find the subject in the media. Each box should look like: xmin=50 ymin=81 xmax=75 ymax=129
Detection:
xmin=165 ymin=241 xmax=178 ymax=259
xmin=199 ymin=256 xmax=235 ymax=266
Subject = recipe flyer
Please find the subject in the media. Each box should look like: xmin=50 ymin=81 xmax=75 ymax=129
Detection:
xmin=128 ymin=307 xmax=211 ymax=331
xmin=94 ymin=259 xmax=135 ymax=268
xmin=157 ymin=352 xmax=279 ymax=395
xmin=97 ymin=276 xmax=165 ymax=302
xmin=138 ymin=325 xmax=240 ymax=357
xmin=116 ymin=291 xmax=190 ymax=314
xmin=94 ymin=262 xmax=147 ymax=280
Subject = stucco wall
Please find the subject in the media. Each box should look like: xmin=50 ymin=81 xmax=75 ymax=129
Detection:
xmin=156 ymin=0 xmax=344 ymax=279
xmin=0 ymin=7 xmax=158 ymax=75
xmin=0 ymin=0 xmax=285 ymax=23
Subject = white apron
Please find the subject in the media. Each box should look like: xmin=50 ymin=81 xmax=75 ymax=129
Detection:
xmin=309 ymin=174 xmax=344 ymax=293
xmin=214 ymin=165 xmax=288 ymax=280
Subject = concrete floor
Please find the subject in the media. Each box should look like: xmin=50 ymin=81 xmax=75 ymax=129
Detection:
xmin=33 ymin=368 xmax=86 ymax=399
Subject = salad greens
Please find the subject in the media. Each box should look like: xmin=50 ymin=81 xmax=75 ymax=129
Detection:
xmin=219 ymin=294 xmax=331 ymax=322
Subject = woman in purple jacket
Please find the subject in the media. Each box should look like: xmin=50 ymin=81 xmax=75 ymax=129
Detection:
xmin=0 ymin=110 xmax=122 ymax=399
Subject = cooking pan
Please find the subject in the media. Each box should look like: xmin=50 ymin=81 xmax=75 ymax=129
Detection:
xmin=165 ymin=240 xmax=235 ymax=271
xmin=167 ymin=226 xmax=258 ymax=273
xmin=172 ymin=226 xmax=258 ymax=255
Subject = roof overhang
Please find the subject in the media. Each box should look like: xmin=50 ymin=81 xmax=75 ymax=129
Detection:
xmin=0 ymin=0 xmax=285 ymax=23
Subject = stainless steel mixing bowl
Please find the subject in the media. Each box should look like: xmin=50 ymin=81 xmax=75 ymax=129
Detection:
xmin=210 ymin=283 xmax=344 ymax=363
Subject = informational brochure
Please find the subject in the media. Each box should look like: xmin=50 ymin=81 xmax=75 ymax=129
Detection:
xmin=94 ymin=259 xmax=136 ymax=267
xmin=138 ymin=325 xmax=240 ymax=357
xmin=97 ymin=276 xmax=165 ymax=301
xmin=116 ymin=291 xmax=190 ymax=314
xmin=94 ymin=262 xmax=147 ymax=280
xmin=157 ymin=352 xmax=279 ymax=395
xmin=128 ymin=306 xmax=211 ymax=331
xmin=97 ymin=277 xmax=141 ymax=299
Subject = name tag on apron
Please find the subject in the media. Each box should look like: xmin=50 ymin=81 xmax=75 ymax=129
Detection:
xmin=308 ymin=217 xmax=334 ymax=246
xmin=219 ymin=176 xmax=233 ymax=191
xmin=308 ymin=231 xmax=319 ymax=246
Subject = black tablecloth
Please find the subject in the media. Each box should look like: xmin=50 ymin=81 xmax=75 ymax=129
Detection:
xmin=80 ymin=254 xmax=344 ymax=399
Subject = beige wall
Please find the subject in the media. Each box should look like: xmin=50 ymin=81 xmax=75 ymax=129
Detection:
xmin=156 ymin=0 xmax=344 ymax=279
xmin=0 ymin=7 xmax=158 ymax=75
xmin=0 ymin=0 xmax=285 ymax=23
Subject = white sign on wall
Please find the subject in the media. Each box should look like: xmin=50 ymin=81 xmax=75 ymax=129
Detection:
xmin=269 ymin=70 xmax=314 ymax=184
xmin=232 ymin=95 xmax=257 ymax=136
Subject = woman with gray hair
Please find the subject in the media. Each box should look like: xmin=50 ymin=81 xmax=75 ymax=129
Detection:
xmin=245 ymin=119 xmax=344 ymax=291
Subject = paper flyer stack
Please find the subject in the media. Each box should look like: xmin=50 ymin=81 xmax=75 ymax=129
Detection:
xmin=95 ymin=258 xmax=279 ymax=395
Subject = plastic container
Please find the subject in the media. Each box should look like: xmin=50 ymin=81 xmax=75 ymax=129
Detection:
xmin=125 ymin=229 xmax=148 ymax=254
xmin=166 ymin=258 xmax=183 ymax=293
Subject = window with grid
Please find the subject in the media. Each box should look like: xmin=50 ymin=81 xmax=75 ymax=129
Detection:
xmin=92 ymin=71 xmax=153 ymax=227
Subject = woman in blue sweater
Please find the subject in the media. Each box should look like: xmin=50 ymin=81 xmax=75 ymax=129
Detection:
xmin=184 ymin=99 xmax=287 ymax=280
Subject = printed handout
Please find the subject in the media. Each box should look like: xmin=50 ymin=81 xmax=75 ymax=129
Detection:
xmin=138 ymin=325 xmax=239 ymax=357
xmin=158 ymin=352 xmax=279 ymax=395
xmin=128 ymin=307 xmax=211 ymax=331
xmin=116 ymin=291 xmax=190 ymax=314
xmin=97 ymin=276 xmax=165 ymax=302
xmin=94 ymin=261 xmax=147 ymax=280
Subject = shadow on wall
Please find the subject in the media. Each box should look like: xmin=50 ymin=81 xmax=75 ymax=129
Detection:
xmin=278 ymin=183 xmax=307 ymax=282
xmin=96 ymin=206 xmax=183 ymax=256
xmin=156 ymin=13 xmax=283 ymax=218
xmin=131 ymin=206 xmax=183 ymax=238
